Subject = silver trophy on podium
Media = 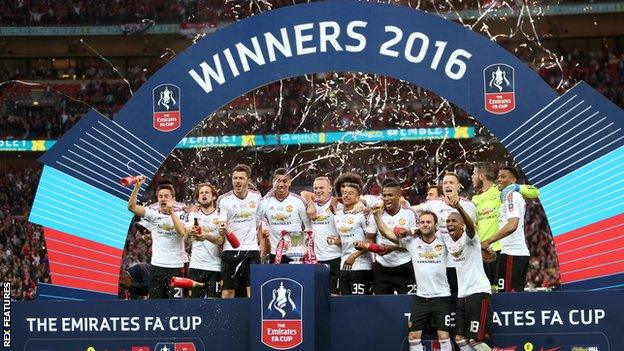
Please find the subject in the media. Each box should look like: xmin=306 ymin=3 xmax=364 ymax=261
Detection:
xmin=275 ymin=230 xmax=316 ymax=264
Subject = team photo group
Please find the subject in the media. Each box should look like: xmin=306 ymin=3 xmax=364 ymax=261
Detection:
xmin=123 ymin=161 xmax=540 ymax=351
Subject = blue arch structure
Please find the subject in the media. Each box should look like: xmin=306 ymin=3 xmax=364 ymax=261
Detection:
xmin=29 ymin=1 xmax=624 ymax=295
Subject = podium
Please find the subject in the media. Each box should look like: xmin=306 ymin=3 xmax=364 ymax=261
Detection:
xmin=250 ymin=264 xmax=331 ymax=350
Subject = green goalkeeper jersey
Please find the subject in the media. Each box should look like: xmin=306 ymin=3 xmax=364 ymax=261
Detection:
xmin=472 ymin=184 xmax=540 ymax=251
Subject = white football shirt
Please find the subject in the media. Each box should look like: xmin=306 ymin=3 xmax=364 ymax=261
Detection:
xmin=186 ymin=208 xmax=221 ymax=272
xmin=259 ymin=193 xmax=310 ymax=255
xmin=311 ymin=197 xmax=342 ymax=262
xmin=400 ymin=233 xmax=450 ymax=298
xmin=143 ymin=207 xmax=186 ymax=268
xmin=333 ymin=211 xmax=373 ymax=271
xmin=499 ymin=192 xmax=530 ymax=256
xmin=419 ymin=198 xmax=477 ymax=267
xmin=367 ymin=208 xmax=416 ymax=267
xmin=217 ymin=190 xmax=263 ymax=251
xmin=443 ymin=231 xmax=492 ymax=298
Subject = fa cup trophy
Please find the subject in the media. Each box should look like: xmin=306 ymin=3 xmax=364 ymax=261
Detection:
xmin=274 ymin=230 xmax=316 ymax=264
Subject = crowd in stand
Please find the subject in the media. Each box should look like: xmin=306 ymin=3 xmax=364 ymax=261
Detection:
xmin=0 ymin=0 xmax=618 ymax=26
xmin=0 ymin=166 xmax=50 ymax=301
xmin=0 ymin=0 xmax=221 ymax=26
xmin=1 ymin=44 xmax=624 ymax=138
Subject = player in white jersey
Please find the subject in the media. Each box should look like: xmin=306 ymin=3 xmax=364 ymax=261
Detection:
xmin=443 ymin=199 xmax=493 ymax=351
xmin=413 ymin=172 xmax=477 ymax=294
xmin=217 ymin=164 xmax=263 ymax=298
xmin=258 ymin=168 xmax=310 ymax=264
xmin=328 ymin=182 xmax=374 ymax=295
xmin=481 ymin=166 xmax=530 ymax=292
xmin=372 ymin=208 xmax=453 ymax=351
xmin=360 ymin=178 xmax=417 ymax=295
xmin=185 ymin=183 xmax=224 ymax=298
xmin=301 ymin=176 xmax=342 ymax=294
xmin=127 ymin=176 xmax=186 ymax=299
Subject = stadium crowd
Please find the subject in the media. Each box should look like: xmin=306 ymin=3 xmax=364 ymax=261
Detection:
xmin=1 ymin=44 xmax=624 ymax=138
xmin=1 ymin=0 xmax=619 ymax=26
xmin=0 ymin=165 xmax=50 ymax=301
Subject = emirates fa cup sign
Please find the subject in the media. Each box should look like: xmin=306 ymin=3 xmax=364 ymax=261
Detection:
xmin=261 ymin=278 xmax=303 ymax=349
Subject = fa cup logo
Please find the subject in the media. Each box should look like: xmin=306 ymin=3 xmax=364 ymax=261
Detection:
xmin=267 ymin=281 xmax=296 ymax=318
xmin=152 ymin=84 xmax=181 ymax=132
xmin=157 ymin=86 xmax=177 ymax=110
xmin=261 ymin=278 xmax=303 ymax=349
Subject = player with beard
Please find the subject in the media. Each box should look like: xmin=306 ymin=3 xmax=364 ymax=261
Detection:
xmin=127 ymin=176 xmax=186 ymax=299
xmin=217 ymin=164 xmax=263 ymax=298
xmin=358 ymin=178 xmax=417 ymax=295
xmin=328 ymin=182 xmax=374 ymax=295
xmin=443 ymin=199 xmax=493 ymax=351
xmin=258 ymin=168 xmax=310 ymax=264
xmin=481 ymin=167 xmax=532 ymax=292
xmin=372 ymin=208 xmax=453 ymax=351
xmin=426 ymin=185 xmax=443 ymax=201
xmin=185 ymin=183 xmax=224 ymax=298
xmin=471 ymin=163 xmax=539 ymax=288
xmin=412 ymin=172 xmax=477 ymax=294
xmin=300 ymin=176 xmax=342 ymax=294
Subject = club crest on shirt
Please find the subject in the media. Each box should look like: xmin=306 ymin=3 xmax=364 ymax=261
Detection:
xmin=286 ymin=205 xmax=293 ymax=212
xmin=398 ymin=218 xmax=406 ymax=226
xmin=212 ymin=217 xmax=219 ymax=224
xmin=347 ymin=218 xmax=354 ymax=224
xmin=249 ymin=201 xmax=257 ymax=208
xmin=435 ymin=244 xmax=443 ymax=251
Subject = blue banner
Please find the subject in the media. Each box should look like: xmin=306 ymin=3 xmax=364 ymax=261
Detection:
xmin=0 ymin=126 xmax=474 ymax=152
xmin=7 ymin=290 xmax=623 ymax=350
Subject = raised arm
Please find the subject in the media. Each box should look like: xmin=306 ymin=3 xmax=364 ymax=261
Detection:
xmin=166 ymin=201 xmax=186 ymax=237
xmin=451 ymin=201 xmax=476 ymax=238
xmin=519 ymin=184 xmax=540 ymax=199
xmin=127 ymin=175 xmax=146 ymax=217
xmin=371 ymin=207 xmax=400 ymax=244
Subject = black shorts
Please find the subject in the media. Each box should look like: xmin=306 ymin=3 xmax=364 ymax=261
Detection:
xmin=455 ymin=293 xmax=492 ymax=341
xmin=149 ymin=265 xmax=184 ymax=299
xmin=221 ymin=250 xmax=260 ymax=290
xmin=483 ymin=250 xmax=501 ymax=286
xmin=373 ymin=261 xmax=416 ymax=295
xmin=498 ymin=254 xmax=529 ymax=292
xmin=188 ymin=268 xmax=221 ymax=298
xmin=339 ymin=270 xmax=372 ymax=295
xmin=446 ymin=267 xmax=458 ymax=295
xmin=318 ymin=257 xmax=341 ymax=295
xmin=409 ymin=296 xmax=452 ymax=332
xmin=269 ymin=254 xmax=292 ymax=264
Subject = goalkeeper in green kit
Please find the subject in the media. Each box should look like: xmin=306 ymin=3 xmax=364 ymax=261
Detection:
xmin=470 ymin=163 xmax=540 ymax=291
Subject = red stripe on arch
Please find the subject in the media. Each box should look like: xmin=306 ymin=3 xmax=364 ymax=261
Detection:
xmin=43 ymin=227 xmax=124 ymax=294
xmin=553 ymin=214 xmax=624 ymax=284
